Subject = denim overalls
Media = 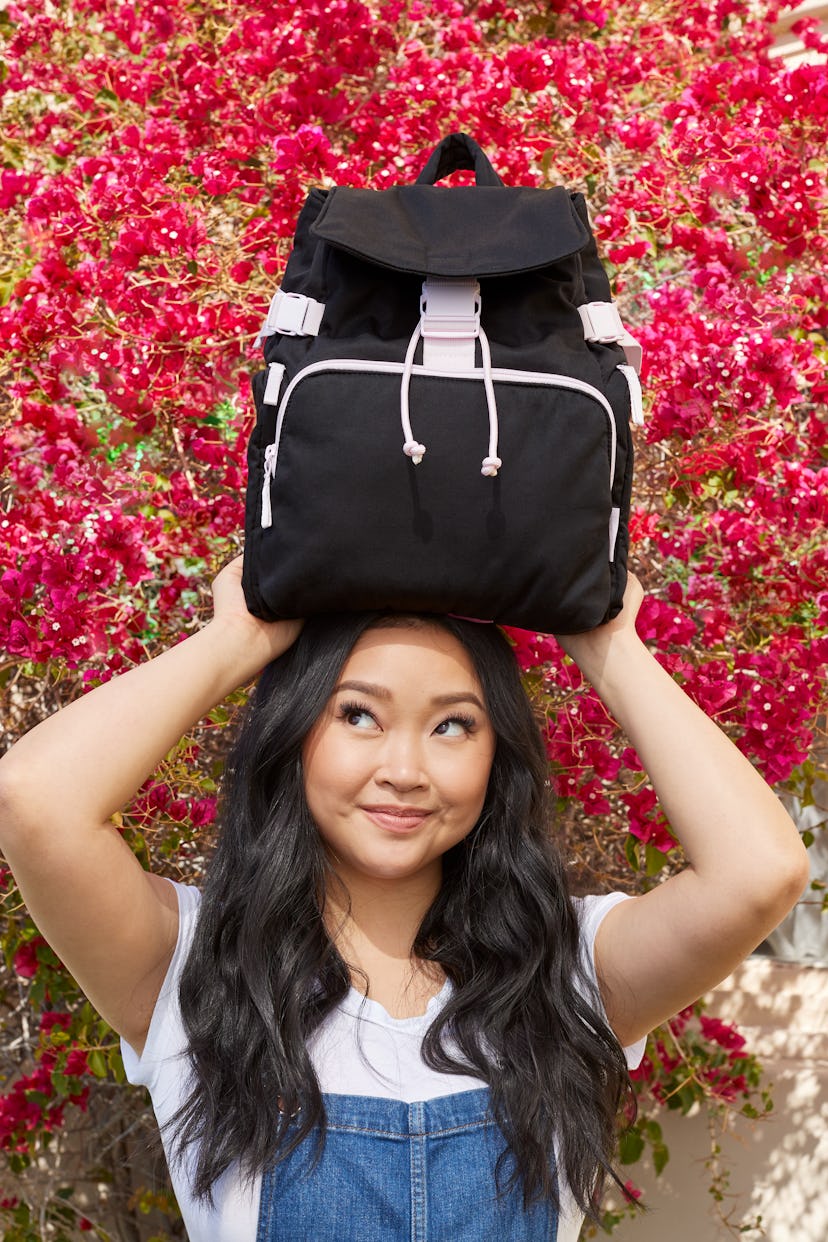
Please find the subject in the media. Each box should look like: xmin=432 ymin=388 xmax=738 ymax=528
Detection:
xmin=255 ymin=1087 xmax=558 ymax=1241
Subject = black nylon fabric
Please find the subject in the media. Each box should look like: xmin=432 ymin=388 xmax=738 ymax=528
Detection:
xmin=242 ymin=134 xmax=636 ymax=633
xmin=310 ymin=185 xmax=589 ymax=277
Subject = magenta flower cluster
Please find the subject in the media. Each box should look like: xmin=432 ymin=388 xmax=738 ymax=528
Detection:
xmin=1 ymin=0 xmax=825 ymax=1226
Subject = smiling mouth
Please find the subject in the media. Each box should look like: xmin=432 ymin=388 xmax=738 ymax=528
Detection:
xmin=360 ymin=806 xmax=432 ymax=833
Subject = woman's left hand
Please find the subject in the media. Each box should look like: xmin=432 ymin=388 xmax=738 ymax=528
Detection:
xmin=555 ymin=572 xmax=645 ymax=679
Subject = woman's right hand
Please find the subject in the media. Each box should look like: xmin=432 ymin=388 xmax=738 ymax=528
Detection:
xmin=208 ymin=553 xmax=303 ymax=677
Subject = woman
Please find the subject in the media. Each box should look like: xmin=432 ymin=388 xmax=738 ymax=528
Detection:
xmin=0 ymin=556 xmax=808 ymax=1241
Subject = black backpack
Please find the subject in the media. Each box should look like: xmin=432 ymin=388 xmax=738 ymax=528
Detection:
xmin=242 ymin=133 xmax=642 ymax=633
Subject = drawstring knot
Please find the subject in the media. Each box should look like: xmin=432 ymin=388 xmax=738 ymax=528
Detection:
xmin=403 ymin=439 xmax=426 ymax=464
xmin=399 ymin=323 xmax=501 ymax=477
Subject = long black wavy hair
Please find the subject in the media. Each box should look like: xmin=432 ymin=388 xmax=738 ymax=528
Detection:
xmin=171 ymin=611 xmax=634 ymax=1218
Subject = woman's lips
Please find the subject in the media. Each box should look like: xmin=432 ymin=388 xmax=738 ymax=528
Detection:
xmin=361 ymin=806 xmax=432 ymax=834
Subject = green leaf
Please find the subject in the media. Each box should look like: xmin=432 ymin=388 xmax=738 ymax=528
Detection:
xmin=50 ymin=1072 xmax=69 ymax=1097
xmin=87 ymin=1050 xmax=108 ymax=1078
xmin=625 ymin=835 xmax=640 ymax=871
xmin=653 ymin=1144 xmax=670 ymax=1175
xmin=676 ymin=1084 xmax=698 ymax=1113
xmin=618 ymin=1128 xmax=645 ymax=1164
xmin=107 ymin=1047 xmax=126 ymax=1083
xmin=79 ymin=1000 xmax=97 ymax=1027
xmin=645 ymin=844 xmax=669 ymax=875
xmin=540 ymin=148 xmax=556 ymax=179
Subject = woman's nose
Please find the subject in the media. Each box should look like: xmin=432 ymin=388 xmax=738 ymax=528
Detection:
xmin=374 ymin=733 xmax=428 ymax=791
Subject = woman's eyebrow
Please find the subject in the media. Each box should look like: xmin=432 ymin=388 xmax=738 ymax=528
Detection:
xmin=335 ymin=679 xmax=390 ymax=699
xmin=334 ymin=679 xmax=485 ymax=711
xmin=432 ymin=691 xmax=486 ymax=711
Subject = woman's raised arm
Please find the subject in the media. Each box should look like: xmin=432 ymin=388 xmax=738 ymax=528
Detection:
xmin=557 ymin=575 xmax=810 ymax=1048
xmin=0 ymin=556 xmax=300 ymax=1052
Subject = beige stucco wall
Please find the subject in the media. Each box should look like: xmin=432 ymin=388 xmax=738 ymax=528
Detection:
xmin=605 ymin=957 xmax=828 ymax=1241
xmin=771 ymin=1 xmax=828 ymax=66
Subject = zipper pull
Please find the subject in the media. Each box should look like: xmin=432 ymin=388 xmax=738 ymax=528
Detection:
xmin=618 ymin=364 xmax=644 ymax=426
xmin=264 ymin=362 xmax=286 ymax=406
xmin=261 ymin=444 xmax=277 ymax=528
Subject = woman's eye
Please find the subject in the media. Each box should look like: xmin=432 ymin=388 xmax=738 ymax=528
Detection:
xmin=434 ymin=716 xmax=474 ymax=737
xmin=341 ymin=705 xmax=376 ymax=729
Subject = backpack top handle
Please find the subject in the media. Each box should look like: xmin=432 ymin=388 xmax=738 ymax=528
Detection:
xmin=414 ymin=133 xmax=504 ymax=187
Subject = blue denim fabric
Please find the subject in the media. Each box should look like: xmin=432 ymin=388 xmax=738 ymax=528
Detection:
xmin=255 ymin=1088 xmax=557 ymax=1241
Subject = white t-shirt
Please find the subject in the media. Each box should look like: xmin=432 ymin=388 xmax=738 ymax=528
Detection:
xmin=122 ymin=881 xmax=645 ymax=1242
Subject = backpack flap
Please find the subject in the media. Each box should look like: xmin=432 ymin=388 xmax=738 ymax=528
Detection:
xmin=310 ymin=184 xmax=590 ymax=278
xmin=307 ymin=184 xmax=607 ymax=371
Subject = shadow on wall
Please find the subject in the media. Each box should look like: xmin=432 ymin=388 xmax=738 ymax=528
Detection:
xmin=754 ymin=1065 xmax=828 ymax=1240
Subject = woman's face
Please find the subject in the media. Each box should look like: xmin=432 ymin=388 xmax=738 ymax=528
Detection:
xmin=302 ymin=624 xmax=496 ymax=890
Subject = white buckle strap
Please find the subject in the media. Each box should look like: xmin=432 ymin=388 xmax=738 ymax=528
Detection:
xmin=618 ymin=331 xmax=642 ymax=375
xmin=257 ymin=289 xmax=325 ymax=344
xmin=579 ymin=301 xmax=625 ymax=343
xmin=618 ymin=364 xmax=644 ymax=425
xmin=263 ymin=362 xmax=286 ymax=406
xmin=420 ymin=279 xmax=480 ymax=372
xmin=578 ymin=301 xmax=643 ymax=374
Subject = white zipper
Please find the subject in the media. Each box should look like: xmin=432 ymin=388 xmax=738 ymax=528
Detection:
xmin=260 ymin=359 xmax=618 ymax=528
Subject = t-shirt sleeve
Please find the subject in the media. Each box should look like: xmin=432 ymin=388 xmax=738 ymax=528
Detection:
xmin=573 ymin=891 xmax=647 ymax=1071
xmin=120 ymin=879 xmax=202 ymax=1092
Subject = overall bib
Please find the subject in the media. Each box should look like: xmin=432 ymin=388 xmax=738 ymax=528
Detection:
xmin=255 ymin=1087 xmax=558 ymax=1241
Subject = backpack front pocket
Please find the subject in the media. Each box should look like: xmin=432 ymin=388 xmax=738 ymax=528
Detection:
xmin=246 ymin=360 xmax=623 ymax=632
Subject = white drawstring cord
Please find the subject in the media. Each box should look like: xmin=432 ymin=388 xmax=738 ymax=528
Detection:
xmin=478 ymin=327 xmax=501 ymax=477
xmin=399 ymin=322 xmax=502 ymax=476
xmin=400 ymin=323 xmax=426 ymax=464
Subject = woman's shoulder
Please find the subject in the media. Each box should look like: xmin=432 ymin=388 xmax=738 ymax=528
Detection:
xmin=119 ymin=880 xmax=202 ymax=1083
xmin=571 ymin=892 xmax=647 ymax=1068
xmin=163 ymin=877 xmax=203 ymax=920
xmin=570 ymin=891 xmax=636 ymax=976
xmin=571 ymin=890 xmax=633 ymax=935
